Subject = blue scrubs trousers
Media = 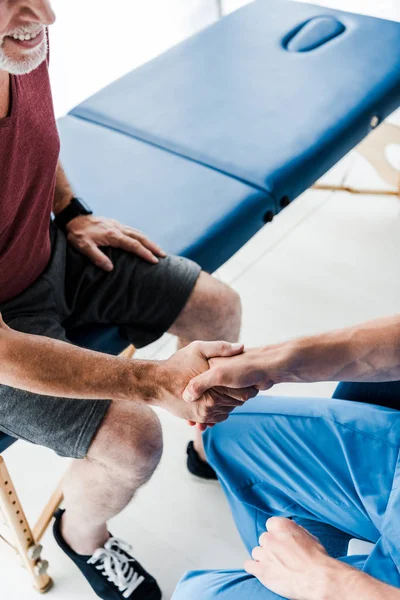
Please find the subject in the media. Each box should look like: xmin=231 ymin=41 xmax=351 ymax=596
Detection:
xmin=172 ymin=393 xmax=400 ymax=599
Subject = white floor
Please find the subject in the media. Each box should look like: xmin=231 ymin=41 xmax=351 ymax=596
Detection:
xmin=2 ymin=0 xmax=400 ymax=598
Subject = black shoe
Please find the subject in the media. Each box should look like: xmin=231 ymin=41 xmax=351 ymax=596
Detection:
xmin=53 ymin=509 xmax=162 ymax=600
xmin=186 ymin=441 xmax=217 ymax=480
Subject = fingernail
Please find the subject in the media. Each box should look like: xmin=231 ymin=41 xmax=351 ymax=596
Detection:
xmin=232 ymin=343 xmax=243 ymax=350
xmin=183 ymin=390 xmax=194 ymax=402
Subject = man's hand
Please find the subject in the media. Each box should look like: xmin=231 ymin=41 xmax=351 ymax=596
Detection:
xmin=66 ymin=215 xmax=166 ymax=271
xmin=183 ymin=347 xmax=278 ymax=402
xmin=244 ymin=517 xmax=350 ymax=600
xmin=154 ymin=341 xmax=258 ymax=426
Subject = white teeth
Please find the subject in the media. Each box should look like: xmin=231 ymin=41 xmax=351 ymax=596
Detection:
xmin=11 ymin=30 xmax=40 ymax=41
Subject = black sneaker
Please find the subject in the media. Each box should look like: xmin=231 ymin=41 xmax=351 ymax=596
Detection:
xmin=53 ymin=509 xmax=162 ymax=600
xmin=186 ymin=441 xmax=217 ymax=480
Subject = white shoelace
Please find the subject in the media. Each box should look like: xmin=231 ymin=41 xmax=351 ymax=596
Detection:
xmin=87 ymin=537 xmax=145 ymax=598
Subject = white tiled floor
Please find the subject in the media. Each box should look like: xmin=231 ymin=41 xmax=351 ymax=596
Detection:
xmin=2 ymin=0 xmax=400 ymax=598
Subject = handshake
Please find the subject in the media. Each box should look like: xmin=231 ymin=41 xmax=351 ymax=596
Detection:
xmin=152 ymin=341 xmax=275 ymax=429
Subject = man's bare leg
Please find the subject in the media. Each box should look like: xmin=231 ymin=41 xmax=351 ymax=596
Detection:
xmin=61 ymin=401 xmax=163 ymax=555
xmin=169 ymin=272 xmax=242 ymax=462
xmin=61 ymin=272 xmax=240 ymax=553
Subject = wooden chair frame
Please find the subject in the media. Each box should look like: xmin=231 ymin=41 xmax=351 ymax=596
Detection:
xmin=0 ymin=344 xmax=135 ymax=593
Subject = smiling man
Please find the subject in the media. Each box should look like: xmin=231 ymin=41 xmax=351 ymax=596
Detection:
xmin=0 ymin=1 xmax=245 ymax=599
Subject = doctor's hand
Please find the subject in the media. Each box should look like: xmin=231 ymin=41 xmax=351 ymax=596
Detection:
xmin=245 ymin=517 xmax=348 ymax=600
xmin=183 ymin=347 xmax=277 ymax=403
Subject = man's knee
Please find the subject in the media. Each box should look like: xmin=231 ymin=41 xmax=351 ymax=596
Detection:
xmin=131 ymin=406 xmax=163 ymax=480
xmin=216 ymin=282 xmax=242 ymax=335
xmin=205 ymin=275 xmax=241 ymax=325
xmin=173 ymin=271 xmax=242 ymax=340
xmin=88 ymin=402 xmax=163 ymax=485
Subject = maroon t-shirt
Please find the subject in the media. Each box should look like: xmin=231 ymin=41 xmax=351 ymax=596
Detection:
xmin=0 ymin=48 xmax=60 ymax=303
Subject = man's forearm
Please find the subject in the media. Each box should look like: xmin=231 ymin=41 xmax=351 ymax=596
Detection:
xmin=269 ymin=314 xmax=400 ymax=385
xmin=0 ymin=322 xmax=159 ymax=403
xmin=53 ymin=160 xmax=74 ymax=215
xmin=319 ymin=560 xmax=400 ymax=600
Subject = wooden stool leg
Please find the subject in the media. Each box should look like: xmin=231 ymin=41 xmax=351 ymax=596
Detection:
xmin=120 ymin=344 xmax=136 ymax=359
xmin=33 ymin=481 xmax=63 ymax=544
xmin=0 ymin=457 xmax=53 ymax=593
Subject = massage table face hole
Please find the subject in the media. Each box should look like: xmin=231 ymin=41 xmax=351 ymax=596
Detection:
xmin=283 ymin=16 xmax=346 ymax=53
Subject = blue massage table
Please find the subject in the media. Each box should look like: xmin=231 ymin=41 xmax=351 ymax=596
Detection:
xmin=1 ymin=0 xmax=400 ymax=463
xmin=56 ymin=0 xmax=400 ymax=354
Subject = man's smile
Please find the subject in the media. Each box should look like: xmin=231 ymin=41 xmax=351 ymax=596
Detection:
xmin=4 ymin=27 xmax=44 ymax=50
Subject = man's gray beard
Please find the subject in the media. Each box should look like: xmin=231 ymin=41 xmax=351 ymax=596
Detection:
xmin=0 ymin=40 xmax=47 ymax=75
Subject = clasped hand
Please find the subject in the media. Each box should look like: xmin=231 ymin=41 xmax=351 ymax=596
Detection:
xmin=173 ymin=345 xmax=277 ymax=429
xmin=159 ymin=341 xmax=259 ymax=429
